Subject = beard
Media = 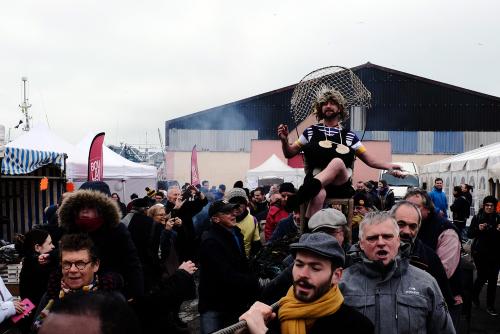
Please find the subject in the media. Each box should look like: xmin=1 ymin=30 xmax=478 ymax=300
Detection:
xmin=293 ymin=274 xmax=333 ymax=303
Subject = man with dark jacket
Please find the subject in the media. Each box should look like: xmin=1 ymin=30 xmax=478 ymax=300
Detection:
xmin=467 ymin=195 xmax=500 ymax=316
xmin=165 ymin=185 xmax=208 ymax=262
xmin=405 ymin=188 xmax=463 ymax=329
xmin=450 ymin=185 xmax=470 ymax=237
xmin=198 ymin=200 xmax=260 ymax=334
xmin=390 ymin=201 xmax=455 ymax=308
xmin=239 ymin=233 xmax=374 ymax=334
xmin=340 ymin=212 xmax=455 ymax=334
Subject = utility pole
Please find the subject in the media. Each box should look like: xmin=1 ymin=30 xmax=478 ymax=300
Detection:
xmin=19 ymin=77 xmax=32 ymax=131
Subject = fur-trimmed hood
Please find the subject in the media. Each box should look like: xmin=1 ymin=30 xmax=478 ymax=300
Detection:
xmin=58 ymin=190 xmax=121 ymax=232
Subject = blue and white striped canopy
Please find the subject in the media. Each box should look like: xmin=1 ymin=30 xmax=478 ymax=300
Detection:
xmin=1 ymin=147 xmax=65 ymax=175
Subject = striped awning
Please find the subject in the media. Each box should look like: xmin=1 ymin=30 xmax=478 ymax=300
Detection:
xmin=1 ymin=147 xmax=65 ymax=175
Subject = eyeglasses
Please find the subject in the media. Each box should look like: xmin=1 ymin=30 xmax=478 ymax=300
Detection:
xmin=364 ymin=233 xmax=395 ymax=243
xmin=484 ymin=204 xmax=495 ymax=208
xmin=62 ymin=260 xmax=92 ymax=271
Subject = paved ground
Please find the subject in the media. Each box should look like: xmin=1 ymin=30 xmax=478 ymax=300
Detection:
xmin=460 ymin=285 xmax=500 ymax=334
xmin=181 ymin=285 xmax=500 ymax=334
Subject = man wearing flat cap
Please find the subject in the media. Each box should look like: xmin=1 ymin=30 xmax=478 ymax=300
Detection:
xmin=240 ymin=233 xmax=373 ymax=334
xmin=198 ymin=201 xmax=260 ymax=334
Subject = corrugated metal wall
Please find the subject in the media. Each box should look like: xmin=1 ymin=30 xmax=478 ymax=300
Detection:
xmin=354 ymin=131 xmax=500 ymax=154
xmin=0 ymin=165 xmax=65 ymax=241
xmin=167 ymin=129 xmax=258 ymax=152
xmin=165 ymin=63 xmax=500 ymax=154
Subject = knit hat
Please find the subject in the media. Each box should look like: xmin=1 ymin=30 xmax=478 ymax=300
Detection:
xmin=224 ymin=188 xmax=248 ymax=203
xmin=290 ymin=232 xmax=345 ymax=266
xmin=145 ymin=187 xmax=156 ymax=198
xmin=79 ymin=181 xmax=111 ymax=197
xmin=308 ymin=208 xmax=347 ymax=232
xmin=483 ymin=195 xmax=497 ymax=207
xmin=279 ymin=182 xmax=296 ymax=194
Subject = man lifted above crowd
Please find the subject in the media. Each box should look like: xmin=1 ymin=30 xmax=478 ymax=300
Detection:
xmin=278 ymin=87 xmax=403 ymax=219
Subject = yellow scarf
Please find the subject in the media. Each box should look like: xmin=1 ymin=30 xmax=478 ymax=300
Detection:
xmin=279 ymin=285 xmax=344 ymax=334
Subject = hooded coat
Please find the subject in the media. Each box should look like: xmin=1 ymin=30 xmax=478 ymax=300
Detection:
xmin=58 ymin=190 xmax=144 ymax=298
xmin=339 ymin=243 xmax=455 ymax=334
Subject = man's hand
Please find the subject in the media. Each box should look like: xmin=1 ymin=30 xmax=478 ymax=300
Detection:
xmin=454 ymin=295 xmax=463 ymax=305
xmin=239 ymin=301 xmax=275 ymax=334
xmin=165 ymin=218 xmax=176 ymax=230
xmin=479 ymin=223 xmax=487 ymax=231
xmin=38 ymin=253 xmax=50 ymax=265
xmin=13 ymin=300 xmax=25 ymax=314
xmin=387 ymin=163 xmax=407 ymax=178
xmin=277 ymin=124 xmax=289 ymax=141
xmin=178 ymin=261 xmax=197 ymax=274
xmin=174 ymin=197 xmax=185 ymax=210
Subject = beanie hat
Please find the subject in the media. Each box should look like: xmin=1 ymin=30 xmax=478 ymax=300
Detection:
xmin=224 ymin=188 xmax=248 ymax=203
xmin=279 ymin=182 xmax=296 ymax=194
xmin=483 ymin=195 xmax=497 ymax=207
xmin=79 ymin=181 xmax=111 ymax=197
xmin=145 ymin=187 xmax=156 ymax=197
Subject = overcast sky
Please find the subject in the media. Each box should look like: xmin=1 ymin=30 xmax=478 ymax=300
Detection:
xmin=1 ymin=0 xmax=499 ymax=147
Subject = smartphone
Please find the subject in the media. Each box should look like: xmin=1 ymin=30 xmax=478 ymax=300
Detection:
xmin=11 ymin=298 xmax=35 ymax=323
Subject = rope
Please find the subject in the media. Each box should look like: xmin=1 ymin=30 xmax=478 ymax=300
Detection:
xmin=212 ymin=301 xmax=280 ymax=334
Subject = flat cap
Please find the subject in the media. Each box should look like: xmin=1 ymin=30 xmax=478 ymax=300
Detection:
xmin=308 ymin=208 xmax=347 ymax=232
xmin=290 ymin=232 xmax=345 ymax=266
xmin=209 ymin=200 xmax=239 ymax=218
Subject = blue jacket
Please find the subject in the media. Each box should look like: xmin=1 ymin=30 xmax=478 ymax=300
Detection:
xmin=429 ymin=187 xmax=448 ymax=218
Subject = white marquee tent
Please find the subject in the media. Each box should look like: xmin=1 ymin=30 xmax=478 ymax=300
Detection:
xmin=6 ymin=125 xmax=157 ymax=200
xmin=246 ymin=154 xmax=305 ymax=189
xmin=420 ymin=142 xmax=500 ymax=211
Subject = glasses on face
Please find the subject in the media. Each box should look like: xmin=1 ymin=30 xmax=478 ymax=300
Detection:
xmin=155 ymin=213 xmax=166 ymax=217
xmin=62 ymin=260 xmax=92 ymax=271
xmin=364 ymin=233 xmax=395 ymax=243
xmin=484 ymin=204 xmax=495 ymax=208
xmin=397 ymin=220 xmax=419 ymax=231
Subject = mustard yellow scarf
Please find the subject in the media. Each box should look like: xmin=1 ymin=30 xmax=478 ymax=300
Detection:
xmin=279 ymin=285 xmax=344 ymax=334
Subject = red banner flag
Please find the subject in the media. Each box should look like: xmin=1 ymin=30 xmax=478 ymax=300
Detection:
xmin=191 ymin=145 xmax=200 ymax=186
xmin=88 ymin=132 xmax=105 ymax=181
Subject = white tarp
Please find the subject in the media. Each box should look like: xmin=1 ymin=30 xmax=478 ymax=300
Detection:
xmin=421 ymin=142 xmax=500 ymax=174
xmin=5 ymin=125 xmax=157 ymax=200
xmin=246 ymin=154 xmax=305 ymax=189
xmin=5 ymin=125 xmax=87 ymax=178
xmin=420 ymin=142 xmax=500 ymax=214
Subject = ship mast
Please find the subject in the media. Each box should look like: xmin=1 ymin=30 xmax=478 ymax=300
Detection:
xmin=19 ymin=77 xmax=32 ymax=132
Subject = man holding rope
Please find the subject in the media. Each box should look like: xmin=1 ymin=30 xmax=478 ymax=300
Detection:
xmin=239 ymin=233 xmax=373 ymax=333
xmin=278 ymin=87 xmax=403 ymax=219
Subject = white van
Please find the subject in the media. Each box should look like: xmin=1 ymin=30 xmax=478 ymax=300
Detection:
xmin=379 ymin=162 xmax=419 ymax=200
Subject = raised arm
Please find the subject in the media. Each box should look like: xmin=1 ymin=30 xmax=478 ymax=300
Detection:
xmin=357 ymin=150 xmax=404 ymax=176
xmin=277 ymin=124 xmax=301 ymax=158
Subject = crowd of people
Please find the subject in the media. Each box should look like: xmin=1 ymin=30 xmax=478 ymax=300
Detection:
xmin=0 ymin=87 xmax=498 ymax=334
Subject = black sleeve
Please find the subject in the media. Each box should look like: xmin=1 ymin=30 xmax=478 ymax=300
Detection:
xmin=467 ymin=215 xmax=480 ymax=239
xmin=117 ymin=225 xmax=145 ymax=298
xmin=200 ymin=239 xmax=259 ymax=294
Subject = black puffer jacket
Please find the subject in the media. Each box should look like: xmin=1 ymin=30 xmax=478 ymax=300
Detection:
xmin=58 ymin=190 xmax=144 ymax=298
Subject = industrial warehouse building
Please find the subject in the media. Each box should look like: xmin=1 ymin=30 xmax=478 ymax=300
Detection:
xmin=163 ymin=62 xmax=500 ymax=187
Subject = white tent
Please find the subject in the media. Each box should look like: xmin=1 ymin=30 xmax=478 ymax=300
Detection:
xmin=6 ymin=126 xmax=157 ymax=201
xmin=246 ymin=154 xmax=305 ymax=189
xmin=420 ymin=142 xmax=500 ymax=212
xmin=74 ymin=133 xmax=157 ymax=200
xmin=5 ymin=125 xmax=87 ymax=178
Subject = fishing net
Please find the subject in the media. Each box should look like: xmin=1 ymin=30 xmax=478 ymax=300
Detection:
xmin=290 ymin=66 xmax=372 ymax=124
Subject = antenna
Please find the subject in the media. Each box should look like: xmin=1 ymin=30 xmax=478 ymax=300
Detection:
xmin=19 ymin=77 xmax=32 ymax=131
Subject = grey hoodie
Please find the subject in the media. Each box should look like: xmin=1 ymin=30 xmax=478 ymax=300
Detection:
xmin=339 ymin=243 xmax=455 ymax=334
